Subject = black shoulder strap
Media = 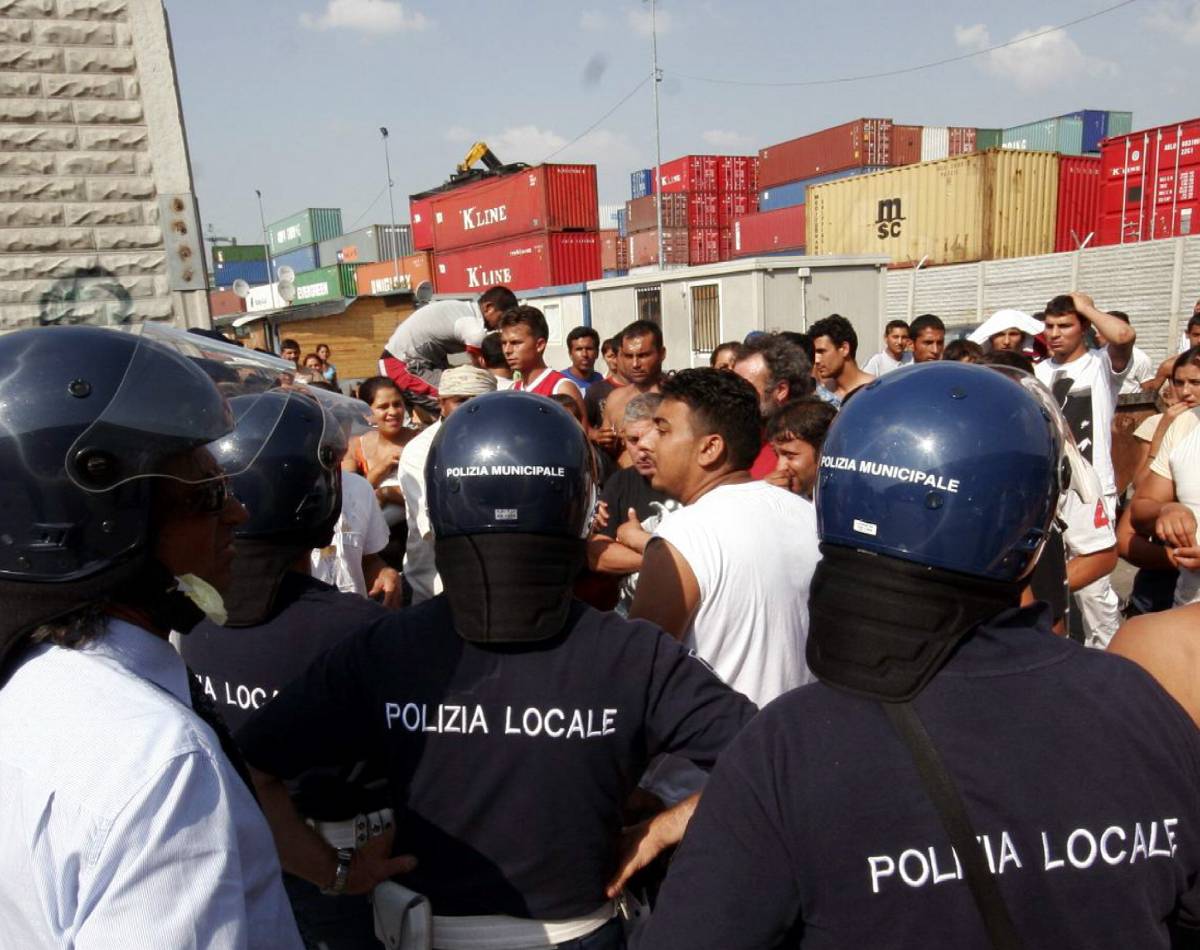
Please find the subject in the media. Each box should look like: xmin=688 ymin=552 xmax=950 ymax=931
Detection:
xmin=883 ymin=701 xmax=1023 ymax=950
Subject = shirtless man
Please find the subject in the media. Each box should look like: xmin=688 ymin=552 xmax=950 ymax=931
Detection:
xmin=1109 ymin=605 xmax=1200 ymax=728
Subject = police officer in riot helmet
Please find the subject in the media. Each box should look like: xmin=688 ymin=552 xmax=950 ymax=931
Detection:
xmin=0 ymin=325 xmax=302 ymax=946
xmin=640 ymin=362 xmax=1200 ymax=949
xmin=238 ymin=391 xmax=755 ymax=949
xmin=179 ymin=387 xmax=390 ymax=949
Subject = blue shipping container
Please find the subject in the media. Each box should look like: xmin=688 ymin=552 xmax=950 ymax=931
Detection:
xmin=758 ymin=167 xmax=887 ymax=211
xmin=271 ymin=243 xmax=320 ymax=275
xmin=212 ymin=258 xmax=270 ymax=288
xmin=1057 ymin=110 xmax=1134 ymax=154
xmin=630 ymin=169 xmax=654 ymax=199
xmin=617 ymin=208 xmax=628 ymax=238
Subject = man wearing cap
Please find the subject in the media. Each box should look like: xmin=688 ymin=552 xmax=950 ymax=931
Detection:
xmin=398 ymin=365 xmax=497 ymax=604
xmin=968 ymin=308 xmax=1045 ymax=357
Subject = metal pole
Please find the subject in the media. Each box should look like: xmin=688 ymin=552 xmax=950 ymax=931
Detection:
xmin=649 ymin=0 xmax=664 ymax=270
xmin=255 ymin=188 xmax=274 ymax=287
xmin=381 ymin=126 xmax=400 ymax=286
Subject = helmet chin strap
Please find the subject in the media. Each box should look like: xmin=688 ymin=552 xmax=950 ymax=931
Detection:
xmin=806 ymin=544 xmax=1023 ymax=703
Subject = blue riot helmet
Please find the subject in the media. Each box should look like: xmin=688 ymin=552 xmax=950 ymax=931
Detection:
xmin=426 ymin=391 xmax=597 ymax=643
xmin=0 ymin=324 xmax=294 ymax=671
xmin=808 ymin=362 xmax=1067 ymax=701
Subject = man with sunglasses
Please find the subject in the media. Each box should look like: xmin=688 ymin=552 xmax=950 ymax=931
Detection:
xmin=0 ymin=326 xmax=303 ymax=947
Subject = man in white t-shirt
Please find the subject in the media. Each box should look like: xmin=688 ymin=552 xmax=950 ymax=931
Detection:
xmin=380 ymin=286 xmax=514 ymax=414
xmin=1034 ymin=291 xmax=1134 ymax=648
xmin=631 ymin=368 xmax=820 ymax=708
xmin=1131 ymin=403 xmax=1200 ymax=606
xmin=398 ymin=365 xmax=497 ymax=603
xmin=309 ymin=470 xmax=399 ymax=606
xmin=863 ymin=319 xmax=912 ymax=377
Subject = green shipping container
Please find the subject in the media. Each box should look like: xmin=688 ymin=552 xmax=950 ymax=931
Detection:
xmin=212 ymin=243 xmax=267 ymax=263
xmin=975 ymin=128 xmax=1003 ymax=150
xmin=292 ymin=264 xmax=358 ymax=304
xmin=1001 ymin=117 xmax=1084 ymax=155
xmin=267 ymin=208 xmax=344 ymax=255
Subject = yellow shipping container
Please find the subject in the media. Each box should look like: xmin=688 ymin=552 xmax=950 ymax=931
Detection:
xmin=806 ymin=149 xmax=1059 ymax=266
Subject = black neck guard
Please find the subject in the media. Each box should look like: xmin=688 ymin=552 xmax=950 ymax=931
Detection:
xmin=221 ymin=540 xmax=312 ymax=628
xmin=806 ymin=544 xmax=1022 ymax=702
xmin=436 ymin=534 xmax=585 ymax=643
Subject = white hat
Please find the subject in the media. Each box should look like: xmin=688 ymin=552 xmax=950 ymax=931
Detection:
xmin=439 ymin=365 xmax=498 ymax=398
xmin=967 ymin=309 xmax=1044 ymax=346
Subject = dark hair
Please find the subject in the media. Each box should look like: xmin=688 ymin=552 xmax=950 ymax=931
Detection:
xmin=909 ymin=314 xmax=945 ymax=338
xmin=734 ymin=334 xmax=814 ymax=400
xmin=1187 ymin=314 xmax=1200 ymax=334
xmin=885 ymin=319 xmax=910 ymax=335
xmin=1044 ymin=295 xmax=1089 ymax=329
xmin=1173 ymin=345 xmax=1200 ymax=377
xmin=778 ymin=330 xmax=814 ymax=363
xmin=978 ymin=349 xmax=1035 ymax=374
xmin=280 ymin=338 xmax=300 ymax=352
xmin=316 ymin=342 xmax=331 ymax=353
xmin=602 ymin=336 xmax=619 ymax=354
xmin=499 ymin=305 xmax=549 ymax=341
xmin=709 ymin=341 xmax=741 ymax=367
xmin=566 ymin=326 xmax=600 ymax=348
xmin=943 ymin=339 xmax=983 ymax=363
xmin=478 ymin=286 xmax=518 ymax=312
xmin=660 ymin=368 xmax=763 ymax=471
xmin=358 ymin=375 xmax=401 ymax=406
xmin=306 ymin=380 xmax=338 ymax=393
xmin=1108 ymin=310 xmax=1130 ymax=325
xmin=620 ymin=319 xmax=664 ymax=350
xmin=302 ymin=352 xmax=322 ymax=365
xmin=807 ymin=314 xmax=858 ymax=359
xmin=480 ymin=331 xmax=507 ymax=369
xmin=765 ymin=396 xmax=837 ymax=450
xmin=551 ymin=392 xmax=584 ymax=424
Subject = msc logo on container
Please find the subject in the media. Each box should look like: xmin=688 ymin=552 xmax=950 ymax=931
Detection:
xmin=875 ymin=198 xmax=905 ymax=239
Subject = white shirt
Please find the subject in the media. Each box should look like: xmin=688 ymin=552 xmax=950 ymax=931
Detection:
xmin=1035 ymin=349 xmax=1121 ymax=498
xmin=1112 ymin=345 xmax=1155 ymax=395
xmin=384 ymin=299 xmax=486 ymax=368
xmin=1151 ymin=409 xmax=1200 ymax=605
xmin=310 ymin=470 xmax=390 ymax=596
xmin=653 ymin=480 xmax=820 ymax=708
xmin=863 ymin=349 xmax=911 ymax=377
xmin=0 ymin=619 xmax=301 ymax=948
xmin=400 ymin=420 xmax=441 ymax=602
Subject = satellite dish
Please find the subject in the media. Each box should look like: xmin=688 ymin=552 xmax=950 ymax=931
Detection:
xmin=276 ymin=265 xmax=295 ymax=282
xmin=414 ymin=280 xmax=434 ymax=305
xmin=231 ymin=278 xmax=250 ymax=298
xmin=277 ymin=279 xmax=296 ymax=303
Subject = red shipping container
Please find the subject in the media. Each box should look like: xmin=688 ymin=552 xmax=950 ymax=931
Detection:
xmin=409 ymin=195 xmax=435 ymax=250
xmin=628 ymin=228 xmax=689 ymax=267
xmin=732 ymin=206 xmax=807 ymax=257
xmin=209 ymin=289 xmax=245 ymax=318
xmin=688 ymin=192 xmax=720 ymax=229
xmin=626 ymin=194 xmax=688 ymax=232
xmin=891 ymin=125 xmax=922 ymax=166
xmin=433 ymin=231 xmax=600 ymax=293
xmin=600 ymin=229 xmax=619 ymax=271
xmin=658 ymin=155 xmax=719 ymax=194
xmin=1098 ymin=118 xmax=1200 ymax=246
xmin=718 ymin=227 xmax=734 ymax=261
xmin=717 ymin=156 xmax=758 ymax=194
xmin=948 ymin=127 xmax=977 ymax=156
xmin=1055 ymin=155 xmax=1102 ymax=252
xmin=615 ymin=236 xmax=629 ymax=270
xmin=758 ymin=118 xmax=893 ymax=190
xmin=689 ymin=227 xmax=719 ymax=265
xmin=429 ymin=164 xmax=598 ymax=251
xmin=718 ymin=191 xmax=757 ymax=228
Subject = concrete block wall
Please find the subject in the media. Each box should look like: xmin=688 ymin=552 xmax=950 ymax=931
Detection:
xmin=0 ymin=0 xmax=207 ymax=328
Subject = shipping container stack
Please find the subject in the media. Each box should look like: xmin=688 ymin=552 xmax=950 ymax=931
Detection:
xmin=211 ymin=243 xmax=271 ymax=289
xmin=417 ymin=164 xmax=602 ymax=294
xmin=623 ymin=155 xmax=757 ymax=268
xmin=266 ymin=208 xmax=351 ymax=303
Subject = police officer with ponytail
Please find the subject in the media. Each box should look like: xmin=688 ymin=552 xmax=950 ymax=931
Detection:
xmin=238 ymin=391 xmax=755 ymax=950
xmin=639 ymin=362 xmax=1200 ymax=949
xmin=179 ymin=385 xmax=393 ymax=949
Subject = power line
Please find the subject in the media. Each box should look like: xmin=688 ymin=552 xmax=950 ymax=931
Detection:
xmin=541 ymin=75 xmax=651 ymax=163
xmin=675 ymin=0 xmax=1141 ymax=88
xmin=347 ymin=183 xmax=388 ymax=230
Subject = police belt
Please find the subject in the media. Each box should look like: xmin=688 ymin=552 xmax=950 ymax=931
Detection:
xmin=373 ymin=881 xmax=615 ymax=950
xmin=310 ymin=808 xmax=395 ymax=850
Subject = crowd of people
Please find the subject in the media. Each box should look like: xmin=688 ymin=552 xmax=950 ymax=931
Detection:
xmin=4 ymin=283 xmax=1200 ymax=949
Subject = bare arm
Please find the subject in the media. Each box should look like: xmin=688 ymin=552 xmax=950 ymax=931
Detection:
xmin=629 ymin=538 xmax=701 ymax=640
xmin=1073 ymin=291 xmax=1134 ymax=372
xmin=364 ymin=554 xmax=402 ymax=609
xmin=1141 ymin=354 xmax=1176 ymax=394
xmin=1116 ymin=505 xmax=1175 ymax=572
xmin=1131 ymin=471 xmax=1196 ymax=549
xmin=605 ymin=793 xmax=700 ymax=898
xmin=1066 ymin=545 xmax=1118 ymax=592
xmin=587 ymin=535 xmax=644 ymax=575
xmin=1109 ymin=606 xmax=1200 ymax=729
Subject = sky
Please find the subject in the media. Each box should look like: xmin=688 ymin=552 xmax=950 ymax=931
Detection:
xmin=164 ymin=0 xmax=1200 ymax=246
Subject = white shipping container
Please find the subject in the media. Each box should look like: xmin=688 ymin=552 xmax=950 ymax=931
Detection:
xmin=921 ymin=127 xmax=949 ymax=162
xmin=246 ymin=283 xmax=288 ymax=313
xmin=598 ymin=202 xmax=624 ymax=229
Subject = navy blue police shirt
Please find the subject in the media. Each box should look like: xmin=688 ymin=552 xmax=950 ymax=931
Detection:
xmin=181 ymin=572 xmax=387 ymax=819
xmin=637 ymin=604 xmax=1200 ymax=949
xmin=237 ymin=595 xmax=756 ymax=919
